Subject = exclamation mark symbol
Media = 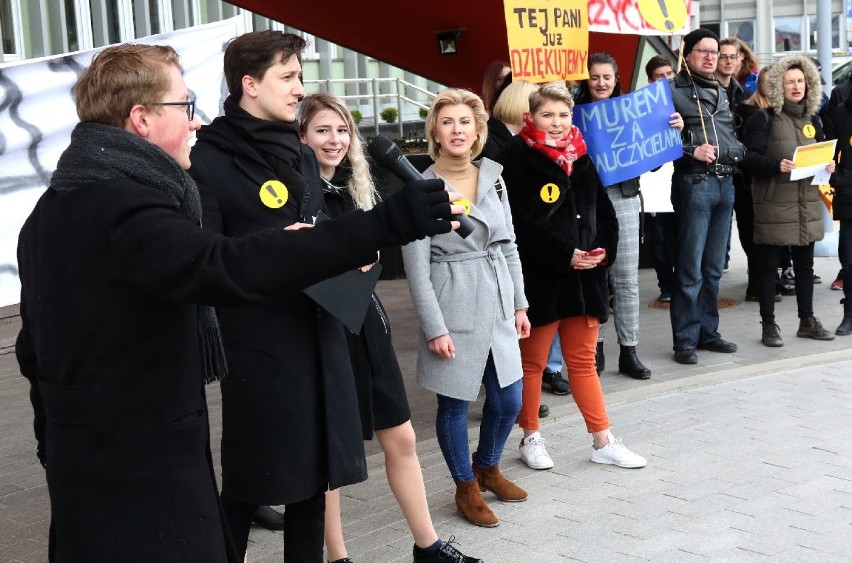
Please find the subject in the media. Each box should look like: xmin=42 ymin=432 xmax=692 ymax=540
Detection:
xmin=266 ymin=184 xmax=283 ymax=205
xmin=547 ymin=185 xmax=553 ymax=201
xmin=658 ymin=0 xmax=674 ymax=31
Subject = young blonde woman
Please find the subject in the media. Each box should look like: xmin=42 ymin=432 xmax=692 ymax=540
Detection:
xmin=494 ymin=83 xmax=646 ymax=471
xmin=299 ymin=92 xmax=481 ymax=563
xmin=401 ymin=88 xmax=531 ymax=528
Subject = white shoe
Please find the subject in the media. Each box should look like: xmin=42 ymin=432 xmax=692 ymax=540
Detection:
xmin=519 ymin=431 xmax=554 ymax=470
xmin=590 ymin=433 xmax=647 ymax=468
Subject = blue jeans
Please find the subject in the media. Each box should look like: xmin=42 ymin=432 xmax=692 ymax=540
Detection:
xmin=436 ymin=353 xmax=522 ymax=482
xmin=840 ymin=220 xmax=852 ymax=302
xmin=546 ymin=332 xmax=563 ymax=372
xmin=670 ymin=173 xmax=735 ymax=351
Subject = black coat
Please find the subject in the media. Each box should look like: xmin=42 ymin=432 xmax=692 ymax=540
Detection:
xmin=495 ymin=137 xmax=618 ymax=326
xmin=189 ymin=119 xmax=368 ymax=505
xmin=829 ymin=95 xmax=852 ymax=221
xmin=480 ymin=116 xmax=514 ymax=161
xmin=16 ymin=180 xmax=379 ymax=563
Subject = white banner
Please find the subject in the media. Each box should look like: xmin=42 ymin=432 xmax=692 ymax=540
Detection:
xmin=0 ymin=17 xmax=244 ymax=307
xmin=588 ymin=0 xmax=693 ymax=35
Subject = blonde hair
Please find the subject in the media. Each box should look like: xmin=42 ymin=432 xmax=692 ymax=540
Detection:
xmin=744 ymin=65 xmax=772 ymax=109
xmin=425 ymin=88 xmax=488 ymax=161
xmin=528 ymin=82 xmax=574 ymax=115
xmin=299 ymin=92 xmax=377 ymax=210
xmin=492 ymin=80 xmax=539 ymax=126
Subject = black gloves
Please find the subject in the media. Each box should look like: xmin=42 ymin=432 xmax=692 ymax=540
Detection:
xmin=367 ymin=178 xmax=453 ymax=247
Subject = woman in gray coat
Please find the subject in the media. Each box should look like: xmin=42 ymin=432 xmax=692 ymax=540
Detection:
xmin=402 ymin=88 xmax=530 ymax=528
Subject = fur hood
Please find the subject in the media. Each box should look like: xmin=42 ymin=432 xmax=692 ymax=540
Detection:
xmin=766 ymin=55 xmax=823 ymax=116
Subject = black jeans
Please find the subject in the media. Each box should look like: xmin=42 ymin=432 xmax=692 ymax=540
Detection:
xmin=221 ymin=489 xmax=325 ymax=561
xmin=755 ymin=243 xmax=815 ymax=324
xmin=732 ymin=174 xmax=756 ymax=294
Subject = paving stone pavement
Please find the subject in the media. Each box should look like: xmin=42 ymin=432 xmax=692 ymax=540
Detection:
xmin=2 ymin=237 xmax=852 ymax=562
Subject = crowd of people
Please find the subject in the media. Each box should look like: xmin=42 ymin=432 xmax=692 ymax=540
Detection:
xmin=13 ymin=26 xmax=852 ymax=563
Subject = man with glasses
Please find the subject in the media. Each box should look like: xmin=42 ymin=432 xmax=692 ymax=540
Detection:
xmin=15 ymin=43 xmax=460 ymax=562
xmin=668 ymin=28 xmax=747 ymax=364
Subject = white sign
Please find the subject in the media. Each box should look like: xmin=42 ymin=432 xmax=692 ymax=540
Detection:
xmin=0 ymin=17 xmax=244 ymax=307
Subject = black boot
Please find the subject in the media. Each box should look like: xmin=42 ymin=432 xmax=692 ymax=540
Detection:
xmin=618 ymin=346 xmax=651 ymax=379
xmin=837 ymin=298 xmax=852 ymax=336
xmin=595 ymin=341 xmax=605 ymax=375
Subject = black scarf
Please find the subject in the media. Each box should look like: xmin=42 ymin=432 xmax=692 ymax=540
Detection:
xmin=222 ymin=96 xmax=303 ymax=175
xmin=51 ymin=122 xmax=228 ymax=384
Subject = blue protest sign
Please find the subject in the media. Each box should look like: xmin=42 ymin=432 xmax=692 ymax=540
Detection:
xmin=573 ymin=79 xmax=683 ymax=186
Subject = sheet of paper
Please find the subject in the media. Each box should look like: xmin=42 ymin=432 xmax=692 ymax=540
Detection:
xmin=811 ymin=168 xmax=832 ymax=186
xmin=791 ymin=140 xmax=836 ymax=180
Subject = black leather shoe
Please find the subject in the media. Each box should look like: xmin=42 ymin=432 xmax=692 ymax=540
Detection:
xmin=595 ymin=341 xmax=605 ymax=374
xmin=539 ymin=404 xmax=550 ymax=418
xmin=618 ymin=346 xmax=651 ymax=379
xmin=673 ymin=349 xmax=697 ymax=364
xmin=252 ymin=505 xmax=285 ymax=531
xmin=698 ymin=339 xmax=738 ymax=353
xmin=413 ymin=536 xmax=483 ymax=563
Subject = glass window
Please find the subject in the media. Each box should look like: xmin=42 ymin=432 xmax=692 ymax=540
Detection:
xmin=809 ymin=14 xmax=840 ymax=50
xmin=728 ymin=20 xmax=755 ymax=51
xmin=0 ymin=0 xmax=19 ymax=56
xmin=171 ymin=0 xmax=195 ymax=30
xmin=775 ymin=16 xmax=802 ymax=52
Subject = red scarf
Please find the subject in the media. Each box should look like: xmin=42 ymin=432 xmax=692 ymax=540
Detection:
xmin=519 ymin=115 xmax=587 ymax=177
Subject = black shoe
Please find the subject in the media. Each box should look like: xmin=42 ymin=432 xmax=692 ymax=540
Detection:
xmin=542 ymin=369 xmax=570 ymax=395
xmin=618 ymin=346 xmax=651 ymax=379
xmin=698 ymin=338 xmax=738 ymax=353
xmin=796 ymin=317 xmax=834 ymax=340
xmin=813 ymin=274 xmax=822 ymax=284
xmin=778 ymin=281 xmax=796 ymax=296
xmin=252 ymin=505 xmax=285 ymax=531
xmin=539 ymin=404 xmax=550 ymax=418
xmin=413 ymin=537 xmax=483 ymax=563
xmin=761 ymin=321 xmax=784 ymax=347
xmin=595 ymin=341 xmax=605 ymax=374
xmin=837 ymin=299 xmax=852 ymax=336
xmin=673 ymin=349 xmax=697 ymax=364
xmin=329 ymin=559 xmax=353 ymax=563
xmin=657 ymin=292 xmax=671 ymax=303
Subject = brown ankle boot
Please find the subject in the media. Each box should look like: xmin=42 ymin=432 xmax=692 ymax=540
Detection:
xmin=455 ymin=478 xmax=499 ymax=527
xmin=472 ymin=453 xmax=528 ymax=502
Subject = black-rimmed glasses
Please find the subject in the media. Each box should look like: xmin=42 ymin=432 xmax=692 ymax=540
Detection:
xmin=718 ymin=54 xmax=741 ymax=62
xmin=150 ymin=100 xmax=195 ymax=120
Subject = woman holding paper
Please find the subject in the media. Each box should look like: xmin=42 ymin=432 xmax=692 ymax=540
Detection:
xmin=402 ymin=88 xmax=531 ymax=528
xmin=298 ymin=93 xmax=481 ymax=563
xmin=740 ymin=55 xmax=836 ymax=347
xmin=573 ymin=52 xmax=683 ymax=379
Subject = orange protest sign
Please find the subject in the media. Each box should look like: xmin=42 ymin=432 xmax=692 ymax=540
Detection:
xmin=504 ymin=0 xmax=589 ymax=82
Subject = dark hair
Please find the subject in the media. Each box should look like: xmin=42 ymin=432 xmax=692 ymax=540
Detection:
xmin=224 ymin=30 xmax=307 ymax=100
xmin=645 ymin=55 xmax=673 ymax=80
xmin=481 ymin=60 xmax=510 ymax=114
xmin=574 ymin=52 xmax=621 ymax=104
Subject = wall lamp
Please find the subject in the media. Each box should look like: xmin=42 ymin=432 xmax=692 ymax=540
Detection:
xmin=436 ymin=29 xmax=464 ymax=56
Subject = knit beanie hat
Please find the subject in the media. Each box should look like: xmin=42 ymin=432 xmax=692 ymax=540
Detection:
xmin=681 ymin=28 xmax=719 ymax=57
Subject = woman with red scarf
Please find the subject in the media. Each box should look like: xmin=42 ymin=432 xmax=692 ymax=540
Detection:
xmin=495 ymin=83 xmax=647 ymax=471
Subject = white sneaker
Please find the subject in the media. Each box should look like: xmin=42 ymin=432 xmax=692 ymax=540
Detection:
xmin=519 ymin=431 xmax=554 ymax=470
xmin=590 ymin=433 xmax=647 ymax=468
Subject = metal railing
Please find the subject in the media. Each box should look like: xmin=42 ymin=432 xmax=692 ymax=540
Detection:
xmin=304 ymin=77 xmax=439 ymax=137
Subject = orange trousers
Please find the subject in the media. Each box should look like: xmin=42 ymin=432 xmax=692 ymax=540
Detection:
xmin=517 ymin=316 xmax=610 ymax=433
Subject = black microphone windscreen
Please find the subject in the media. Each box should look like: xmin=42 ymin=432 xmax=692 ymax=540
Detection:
xmin=367 ymin=135 xmax=405 ymax=170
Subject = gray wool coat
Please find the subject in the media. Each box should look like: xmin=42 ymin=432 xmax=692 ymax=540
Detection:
xmin=402 ymin=157 xmax=528 ymax=401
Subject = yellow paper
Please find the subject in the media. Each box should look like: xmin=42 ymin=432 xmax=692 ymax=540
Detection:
xmin=791 ymin=139 xmax=836 ymax=180
xmin=504 ymin=0 xmax=589 ymax=82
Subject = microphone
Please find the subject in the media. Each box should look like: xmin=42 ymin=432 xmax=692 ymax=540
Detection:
xmin=367 ymin=135 xmax=474 ymax=239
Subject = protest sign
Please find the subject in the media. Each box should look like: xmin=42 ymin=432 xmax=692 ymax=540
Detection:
xmin=572 ymin=79 xmax=683 ymax=186
xmin=504 ymin=0 xmax=589 ymax=82
xmin=587 ymin=0 xmax=692 ymax=35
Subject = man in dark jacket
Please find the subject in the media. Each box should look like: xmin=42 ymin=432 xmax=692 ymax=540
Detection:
xmin=828 ymin=93 xmax=852 ymax=334
xmin=188 ymin=31 xmax=476 ymax=563
xmin=669 ymin=29 xmax=747 ymax=364
xmin=16 ymin=43 xmax=458 ymax=563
